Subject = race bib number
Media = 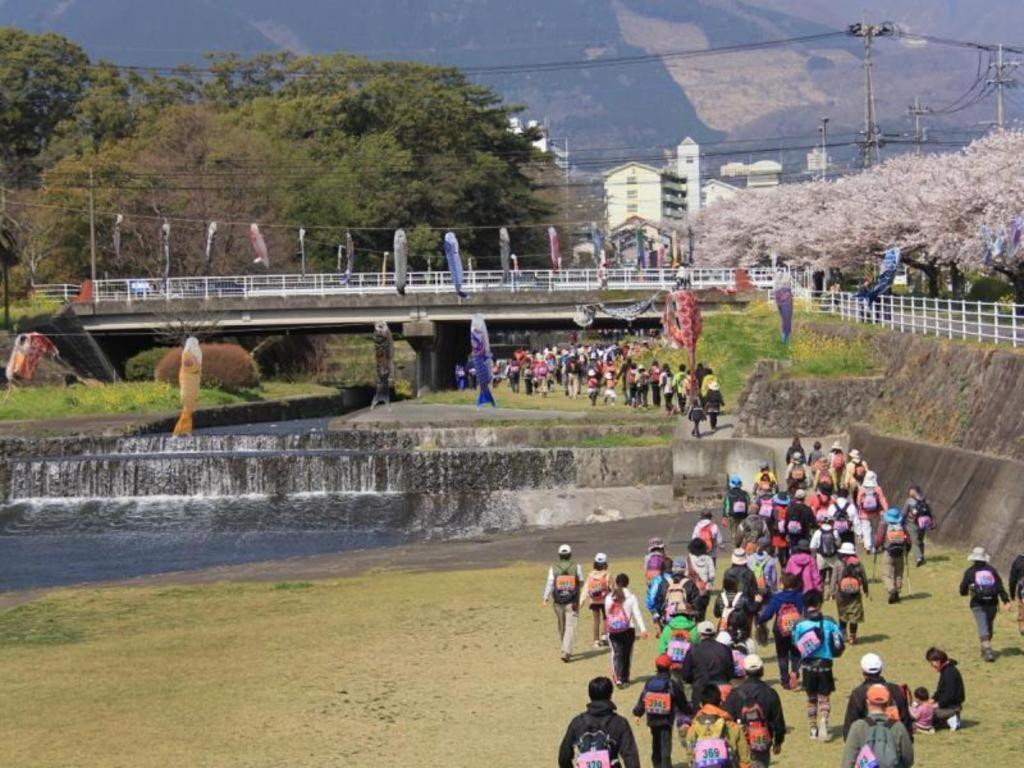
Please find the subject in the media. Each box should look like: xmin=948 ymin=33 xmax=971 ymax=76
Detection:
xmin=555 ymin=575 xmax=576 ymax=592
xmin=694 ymin=737 xmax=730 ymax=768
xmin=577 ymin=749 xmax=612 ymax=768
xmin=916 ymin=514 xmax=933 ymax=530
xmin=733 ymin=500 xmax=746 ymax=515
xmin=862 ymin=494 xmax=878 ymax=511
xmin=975 ymin=571 xmax=996 ymax=588
xmin=644 ymin=691 xmax=672 ymax=715
xmin=668 ymin=639 xmax=690 ymax=664
xmin=855 ymin=744 xmax=880 ymax=768
xmin=795 ymin=630 xmax=822 ymax=658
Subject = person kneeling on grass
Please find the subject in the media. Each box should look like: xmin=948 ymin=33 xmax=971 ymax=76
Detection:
xmin=633 ymin=654 xmax=691 ymax=768
xmin=558 ymin=676 xmax=641 ymax=768
xmin=924 ymin=647 xmax=965 ymax=731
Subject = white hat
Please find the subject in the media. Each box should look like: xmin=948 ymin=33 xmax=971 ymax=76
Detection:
xmin=860 ymin=653 xmax=884 ymax=675
xmin=831 ymin=441 xmax=843 ymax=451
xmin=709 ymin=381 xmax=720 ymax=390
xmin=743 ymin=654 xmax=765 ymax=673
xmin=697 ymin=620 xmax=716 ymax=637
xmin=716 ymin=631 xmax=733 ymax=645
xmin=967 ymin=546 xmax=990 ymax=563
xmin=794 ymin=488 xmax=807 ymax=499
xmin=861 ymin=471 xmax=878 ymax=489
xmin=558 ymin=544 xmax=572 ymax=556
xmin=838 ymin=542 xmax=857 ymax=556
xmin=792 ymin=451 xmax=803 ymax=462
xmin=731 ymin=549 xmax=749 ymax=566
xmin=849 ymin=449 xmax=861 ymax=461
xmin=594 ymin=552 xmax=608 ymax=564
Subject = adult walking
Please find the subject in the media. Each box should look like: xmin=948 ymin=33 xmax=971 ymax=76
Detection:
xmin=605 ymin=573 xmax=648 ymax=686
xmin=840 ymin=685 xmax=914 ymax=768
xmin=679 ymin=621 xmax=734 ymax=710
xmin=543 ymin=544 xmax=584 ymax=662
xmin=875 ymin=508 xmax=911 ymax=604
xmin=1010 ymin=550 xmax=1024 ymax=636
xmin=784 ymin=539 xmax=823 ymax=600
xmin=724 ymin=654 xmax=786 ymax=768
xmin=924 ymin=647 xmax=965 ymax=730
xmin=903 ymin=486 xmax=934 ymax=567
xmin=841 ymin=653 xmax=913 ymax=739
xmin=855 ymin=471 xmax=888 ymax=554
xmin=557 ymin=676 xmax=641 ymax=768
xmin=959 ymin=546 xmax=1011 ymax=662
xmin=791 ymin=593 xmax=845 ymax=741
xmin=723 ymin=476 xmax=752 ymax=549
xmin=757 ymin=573 xmax=805 ymax=690
xmin=833 ymin=542 xmax=869 ymax=645
xmin=682 ymin=684 xmax=752 ymax=768
xmin=632 ymin=654 xmax=689 ymax=768
xmin=582 ymin=553 xmax=611 ymax=649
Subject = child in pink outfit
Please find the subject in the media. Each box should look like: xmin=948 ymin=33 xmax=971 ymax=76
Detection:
xmin=910 ymin=687 xmax=936 ymax=734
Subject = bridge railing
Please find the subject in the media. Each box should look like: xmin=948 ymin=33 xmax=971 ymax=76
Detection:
xmin=32 ymin=283 xmax=82 ymax=302
xmin=81 ymin=267 xmax=788 ymax=303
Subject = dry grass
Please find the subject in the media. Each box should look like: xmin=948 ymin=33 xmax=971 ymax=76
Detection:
xmin=0 ymin=549 xmax=1019 ymax=767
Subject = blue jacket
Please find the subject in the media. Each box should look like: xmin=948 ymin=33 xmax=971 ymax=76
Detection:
xmin=792 ymin=615 xmax=844 ymax=660
xmin=632 ymin=670 xmax=690 ymax=727
xmin=757 ymin=589 xmax=805 ymax=631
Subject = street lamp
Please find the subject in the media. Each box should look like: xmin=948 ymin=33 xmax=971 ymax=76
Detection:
xmin=819 ymin=117 xmax=830 ymax=180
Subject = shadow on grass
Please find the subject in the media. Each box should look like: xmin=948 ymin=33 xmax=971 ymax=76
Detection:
xmin=925 ymin=555 xmax=950 ymax=563
xmin=574 ymin=648 xmax=612 ymax=662
xmin=998 ymin=646 xmax=1023 ymax=658
xmin=854 ymin=633 xmax=891 ymax=644
xmin=900 ymin=592 xmax=932 ymax=601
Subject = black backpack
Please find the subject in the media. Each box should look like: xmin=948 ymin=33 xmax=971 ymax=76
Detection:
xmin=552 ymin=562 xmax=580 ymax=605
xmin=819 ymin=529 xmax=838 ymax=558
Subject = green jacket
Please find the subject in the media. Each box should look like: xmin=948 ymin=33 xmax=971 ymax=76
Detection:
xmin=841 ymin=714 xmax=914 ymax=768
xmin=659 ymin=614 xmax=700 ymax=653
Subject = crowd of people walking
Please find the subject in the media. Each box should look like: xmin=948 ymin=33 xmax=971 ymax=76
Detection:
xmin=552 ymin=438 xmax=1022 ymax=768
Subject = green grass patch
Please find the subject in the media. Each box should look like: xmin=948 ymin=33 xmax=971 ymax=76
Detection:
xmin=0 ymin=545 xmax=1012 ymax=767
xmin=272 ymin=581 xmax=314 ymax=591
xmin=550 ymin=432 xmax=672 ymax=448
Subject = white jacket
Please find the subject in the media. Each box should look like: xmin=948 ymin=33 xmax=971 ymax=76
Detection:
xmin=604 ymin=589 xmax=647 ymax=634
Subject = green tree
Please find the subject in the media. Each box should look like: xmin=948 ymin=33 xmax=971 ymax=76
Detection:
xmin=0 ymin=213 xmax=18 ymax=329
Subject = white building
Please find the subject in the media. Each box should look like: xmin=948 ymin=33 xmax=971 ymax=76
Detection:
xmin=720 ymin=159 xmax=782 ymax=191
xmin=509 ymin=117 xmax=549 ymax=153
xmin=703 ymin=178 xmax=741 ymax=207
xmin=676 ymin=137 xmax=701 ymax=212
xmin=806 ymin=147 xmax=829 ymax=177
xmin=603 ymin=162 xmax=686 ymax=232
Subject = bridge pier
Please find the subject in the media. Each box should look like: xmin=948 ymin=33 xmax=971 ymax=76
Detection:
xmin=402 ymin=320 xmax=469 ymax=396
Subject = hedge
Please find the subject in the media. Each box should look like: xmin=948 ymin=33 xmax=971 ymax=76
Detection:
xmin=155 ymin=343 xmax=259 ymax=391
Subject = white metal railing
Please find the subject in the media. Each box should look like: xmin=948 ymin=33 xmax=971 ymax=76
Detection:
xmin=75 ymin=267 xmax=795 ymax=304
xmin=32 ymin=283 xmax=82 ymax=302
xmin=814 ymin=291 xmax=1022 ymax=348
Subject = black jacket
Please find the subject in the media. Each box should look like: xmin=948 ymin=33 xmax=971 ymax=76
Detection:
xmin=679 ymin=638 xmax=735 ymax=709
xmin=558 ymin=700 xmax=641 ymax=768
xmin=1008 ymin=554 xmax=1024 ymax=600
xmin=722 ymin=564 xmax=759 ymax=603
xmin=632 ymin=670 xmax=691 ymax=727
xmin=959 ymin=563 xmax=1010 ymax=608
xmin=785 ymin=502 xmax=816 ymax=541
xmin=933 ymin=660 xmax=966 ymax=710
xmin=842 ymin=675 xmax=913 ymax=740
xmin=724 ymin=678 xmax=787 ymax=748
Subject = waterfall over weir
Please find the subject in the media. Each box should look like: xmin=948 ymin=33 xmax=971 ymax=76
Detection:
xmin=0 ymin=433 xmax=577 ymax=500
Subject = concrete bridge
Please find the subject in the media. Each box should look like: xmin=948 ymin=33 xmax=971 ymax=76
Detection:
xmin=36 ymin=268 xmax=785 ymax=390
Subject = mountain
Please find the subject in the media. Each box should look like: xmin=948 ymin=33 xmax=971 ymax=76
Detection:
xmin=2 ymin=0 xmax=1021 ymax=169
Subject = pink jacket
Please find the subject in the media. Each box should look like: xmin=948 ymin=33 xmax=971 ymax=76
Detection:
xmin=785 ymin=552 xmax=823 ymax=594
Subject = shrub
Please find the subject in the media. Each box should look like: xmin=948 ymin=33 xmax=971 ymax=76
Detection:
xmin=125 ymin=347 xmax=172 ymax=381
xmin=966 ymin=276 xmax=1013 ymax=303
xmin=155 ymin=343 xmax=259 ymax=391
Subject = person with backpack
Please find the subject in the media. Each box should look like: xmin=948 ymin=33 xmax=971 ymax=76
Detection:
xmin=644 ymin=537 xmax=671 ymax=588
xmin=714 ymin=573 xmax=755 ymax=650
xmin=1010 ymin=551 xmax=1024 ymax=637
xmin=924 ymin=647 xmax=965 ymax=730
xmin=662 ymin=364 xmax=675 ymax=414
xmin=632 ymin=654 xmax=690 ymax=768
xmin=833 ymin=542 xmax=869 ymax=644
xmin=582 ymin=553 xmax=612 ymax=649
xmin=828 ymin=488 xmax=856 ymax=546
xmin=810 ymin=521 xmax=840 ymax=600
xmin=840 ymin=685 xmax=914 ymax=768
xmin=724 ymin=654 xmax=786 ymax=768
xmin=807 ymin=440 xmax=824 ymax=469
xmin=842 ymin=449 xmax=870 ymax=495
xmin=856 ymin=472 xmax=889 ymax=554
xmin=704 ymin=380 xmax=724 ymax=431
xmin=557 ymin=676 xmax=642 ymax=768
xmin=902 ymin=486 xmax=934 ymax=567
xmin=785 ymin=539 xmax=823 ymax=599
xmin=874 ymin=508 xmax=911 ymax=604
xmin=605 ymin=573 xmax=649 ymax=686
xmin=722 ymin=476 xmax=752 ymax=549
xmin=751 ymin=461 xmax=777 ymax=497
xmin=682 ymin=684 xmax=752 ymax=768
xmin=693 ymin=511 xmax=725 ymax=565
xmin=680 ymin=622 xmax=736 ymax=711
xmin=737 ymin=513 xmax=769 ymax=557
xmin=784 ymin=490 xmax=816 ymax=551
xmin=747 ymin=539 xmax=779 ymax=607
xmin=785 ymin=452 xmax=810 ymax=494
xmin=722 ymin=549 xmax=759 ymax=606
xmin=768 ymin=490 xmax=792 ymax=567
xmin=828 ymin=442 xmax=846 ymax=480
xmin=688 ymin=394 xmax=707 ymax=438
xmin=841 ymin=653 xmax=913 ymax=740
xmin=807 ymin=485 xmax=833 ymax=523
xmin=687 ymin=539 xmax=716 ymax=620
xmin=757 ymin=573 xmax=805 ymax=690
xmin=543 ymin=544 xmax=585 ymax=662
xmin=791 ymin=593 xmax=845 ymax=741
xmin=959 ymin=546 xmax=1011 ymax=662
xmin=785 ymin=436 xmax=805 ymax=465
xmin=587 ymin=368 xmax=600 ymax=406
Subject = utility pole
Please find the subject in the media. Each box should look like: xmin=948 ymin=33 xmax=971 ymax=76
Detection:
xmin=818 ymin=116 xmax=830 ymax=180
xmin=848 ymin=21 xmax=894 ymax=168
xmin=907 ymin=97 xmax=932 ymax=155
xmin=88 ymin=168 xmax=97 ymax=294
xmin=988 ymin=44 xmax=1019 ymax=129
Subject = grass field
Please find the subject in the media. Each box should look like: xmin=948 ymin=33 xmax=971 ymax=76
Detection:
xmin=0 ymin=380 xmax=338 ymax=421
xmin=1 ymin=546 xmax=1019 ymax=767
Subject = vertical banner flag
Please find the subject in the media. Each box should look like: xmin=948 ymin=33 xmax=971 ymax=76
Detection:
xmin=548 ymin=226 xmax=561 ymax=272
xmin=470 ymin=313 xmax=496 ymax=407
xmin=657 ymin=243 xmax=666 ymax=269
xmin=591 ymin=224 xmax=604 ymax=268
xmin=160 ymin=219 xmax=171 ymax=281
xmin=249 ymin=223 xmax=270 ymax=267
xmin=342 ymin=231 xmax=355 ymax=284
xmin=635 ymin=227 xmax=646 ymax=269
xmin=394 ymin=228 xmax=408 ymax=295
xmin=113 ymin=213 xmax=123 ymax=261
xmin=298 ymin=227 xmax=306 ymax=275
xmin=499 ymin=227 xmax=511 ymax=283
xmin=370 ymin=322 xmax=394 ymax=408
xmin=444 ymin=231 xmax=468 ymax=299
xmin=865 ymin=246 xmax=901 ymax=302
xmin=204 ymin=222 xmax=217 ymax=273
xmin=662 ymin=290 xmax=703 ymax=388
